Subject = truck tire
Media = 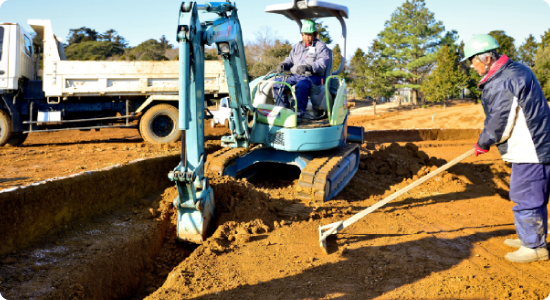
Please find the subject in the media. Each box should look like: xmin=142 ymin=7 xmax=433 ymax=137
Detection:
xmin=5 ymin=133 xmax=28 ymax=147
xmin=139 ymin=104 xmax=181 ymax=144
xmin=0 ymin=110 xmax=13 ymax=146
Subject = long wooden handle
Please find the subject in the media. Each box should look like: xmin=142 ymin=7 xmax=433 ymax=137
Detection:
xmin=341 ymin=148 xmax=475 ymax=229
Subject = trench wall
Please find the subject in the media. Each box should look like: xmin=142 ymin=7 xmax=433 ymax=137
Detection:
xmin=0 ymin=155 xmax=180 ymax=256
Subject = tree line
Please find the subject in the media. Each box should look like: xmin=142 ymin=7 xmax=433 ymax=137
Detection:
xmin=346 ymin=0 xmax=550 ymax=103
xmin=51 ymin=20 xmax=334 ymax=81
xmin=50 ymin=1 xmax=550 ymax=104
xmin=45 ymin=27 xmax=177 ymax=61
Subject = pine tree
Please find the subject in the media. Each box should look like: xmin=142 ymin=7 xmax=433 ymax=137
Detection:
xmin=541 ymin=29 xmax=550 ymax=49
xmin=332 ymin=44 xmax=343 ymax=76
xmin=311 ymin=19 xmax=332 ymax=44
xmin=360 ymin=40 xmax=396 ymax=104
xmin=518 ymin=34 xmax=538 ymax=67
xmin=488 ymin=30 xmax=518 ymax=61
xmin=159 ymin=35 xmax=174 ymax=49
xmin=533 ymin=46 xmax=550 ymax=100
xmin=67 ymin=27 xmax=99 ymax=45
xmin=421 ymin=45 xmax=468 ymax=104
xmin=348 ymin=48 xmax=367 ymax=98
xmin=377 ymin=0 xmax=445 ymax=105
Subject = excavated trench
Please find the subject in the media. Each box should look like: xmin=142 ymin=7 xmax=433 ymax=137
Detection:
xmin=0 ymin=129 xmax=483 ymax=300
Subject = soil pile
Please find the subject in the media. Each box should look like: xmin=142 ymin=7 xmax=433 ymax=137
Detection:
xmin=335 ymin=142 xmax=471 ymax=205
xmin=139 ymin=176 xmax=283 ymax=299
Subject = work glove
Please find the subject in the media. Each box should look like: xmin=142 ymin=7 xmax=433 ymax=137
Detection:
xmin=474 ymin=144 xmax=489 ymax=156
xmin=296 ymin=64 xmax=312 ymax=75
xmin=277 ymin=63 xmax=289 ymax=74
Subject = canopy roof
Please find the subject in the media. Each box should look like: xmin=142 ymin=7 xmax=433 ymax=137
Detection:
xmin=265 ymin=0 xmax=348 ymax=20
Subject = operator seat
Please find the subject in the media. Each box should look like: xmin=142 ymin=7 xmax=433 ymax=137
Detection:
xmin=308 ymin=47 xmax=338 ymax=114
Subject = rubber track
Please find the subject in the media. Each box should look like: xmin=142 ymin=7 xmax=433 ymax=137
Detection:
xmin=296 ymin=143 xmax=360 ymax=203
xmin=205 ymin=145 xmax=261 ymax=176
xmin=206 ymin=143 xmax=359 ymax=203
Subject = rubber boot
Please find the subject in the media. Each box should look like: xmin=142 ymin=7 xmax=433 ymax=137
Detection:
xmin=505 ymin=246 xmax=549 ymax=263
xmin=504 ymin=239 xmax=521 ymax=248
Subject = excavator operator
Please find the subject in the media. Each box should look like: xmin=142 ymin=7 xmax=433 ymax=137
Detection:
xmin=273 ymin=20 xmax=330 ymax=119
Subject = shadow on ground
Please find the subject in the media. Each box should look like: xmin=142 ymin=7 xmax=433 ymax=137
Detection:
xmin=185 ymin=229 xmax=514 ymax=300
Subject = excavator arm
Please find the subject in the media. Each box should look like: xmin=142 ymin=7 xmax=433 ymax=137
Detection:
xmin=168 ymin=1 xmax=252 ymax=243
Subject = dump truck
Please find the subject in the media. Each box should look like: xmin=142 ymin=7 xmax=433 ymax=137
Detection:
xmin=0 ymin=19 xmax=228 ymax=146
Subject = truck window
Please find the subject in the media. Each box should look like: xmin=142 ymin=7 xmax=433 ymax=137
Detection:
xmin=0 ymin=27 xmax=4 ymax=61
xmin=24 ymin=35 xmax=32 ymax=57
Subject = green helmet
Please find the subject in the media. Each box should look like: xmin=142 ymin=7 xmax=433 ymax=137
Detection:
xmin=461 ymin=34 xmax=500 ymax=62
xmin=301 ymin=20 xmax=317 ymax=34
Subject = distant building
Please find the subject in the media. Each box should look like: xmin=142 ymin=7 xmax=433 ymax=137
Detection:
xmin=391 ymin=88 xmax=413 ymax=103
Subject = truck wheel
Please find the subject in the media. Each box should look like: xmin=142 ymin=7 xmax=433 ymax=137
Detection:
xmin=5 ymin=133 xmax=28 ymax=147
xmin=139 ymin=104 xmax=181 ymax=144
xmin=0 ymin=110 xmax=13 ymax=146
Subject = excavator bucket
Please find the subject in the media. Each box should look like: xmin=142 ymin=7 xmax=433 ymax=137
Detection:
xmin=173 ymin=181 xmax=215 ymax=243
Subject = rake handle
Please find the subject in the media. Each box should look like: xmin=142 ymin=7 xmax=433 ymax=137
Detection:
xmin=341 ymin=148 xmax=475 ymax=229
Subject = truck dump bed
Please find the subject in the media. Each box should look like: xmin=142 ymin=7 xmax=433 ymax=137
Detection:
xmin=29 ymin=19 xmax=227 ymax=98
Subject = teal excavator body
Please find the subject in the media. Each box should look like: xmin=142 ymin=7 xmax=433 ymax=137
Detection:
xmin=170 ymin=0 xmax=364 ymax=243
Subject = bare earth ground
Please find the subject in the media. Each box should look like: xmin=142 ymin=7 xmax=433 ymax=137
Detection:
xmin=2 ymin=102 xmax=550 ymax=300
xmin=0 ymin=126 xmax=229 ymax=190
xmin=349 ymin=99 xmax=486 ymax=130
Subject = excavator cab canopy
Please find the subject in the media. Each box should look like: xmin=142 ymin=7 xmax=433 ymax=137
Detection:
xmin=265 ymin=0 xmax=348 ymax=20
xmin=264 ymin=0 xmax=348 ymax=75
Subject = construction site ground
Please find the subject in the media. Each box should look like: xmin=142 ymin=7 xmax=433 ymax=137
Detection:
xmin=2 ymin=100 xmax=549 ymax=300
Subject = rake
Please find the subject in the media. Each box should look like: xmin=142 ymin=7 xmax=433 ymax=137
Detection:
xmin=319 ymin=148 xmax=476 ymax=253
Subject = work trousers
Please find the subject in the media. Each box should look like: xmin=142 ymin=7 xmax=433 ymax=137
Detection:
xmin=509 ymin=163 xmax=550 ymax=248
xmin=272 ymin=74 xmax=322 ymax=112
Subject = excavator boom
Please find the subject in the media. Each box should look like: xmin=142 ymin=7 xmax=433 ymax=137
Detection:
xmin=169 ymin=1 xmax=252 ymax=243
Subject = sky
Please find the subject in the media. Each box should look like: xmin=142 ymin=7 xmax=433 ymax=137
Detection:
xmin=1 ymin=0 xmax=550 ymax=61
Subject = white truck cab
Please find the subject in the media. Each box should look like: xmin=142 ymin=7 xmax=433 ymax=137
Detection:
xmin=0 ymin=23 xmax=35 ymax=90
xmin=209 ymin=96 xmax=231 ymax=128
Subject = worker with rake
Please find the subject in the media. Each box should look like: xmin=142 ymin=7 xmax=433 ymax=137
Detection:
xmin=464 ymin=34 xmax=550 ymax=263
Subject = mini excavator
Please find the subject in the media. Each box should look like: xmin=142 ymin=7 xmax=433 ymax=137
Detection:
xmin=169 ymin=0 xmax=364 ymax=243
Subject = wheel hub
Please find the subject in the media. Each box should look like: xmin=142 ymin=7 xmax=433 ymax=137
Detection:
xmin=152 ymin=116 xmax=175 ymax=138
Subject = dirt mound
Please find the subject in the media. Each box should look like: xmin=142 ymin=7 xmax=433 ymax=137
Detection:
xmin=335 ymin=143 xmax=472 ymax=204
xmin=211 ymin=176 xmax=279 ymax=227
xmin=143 ymin=176 xmax=297 ymax=299
xmin=360 ymin=142 xmax=452 ymax=184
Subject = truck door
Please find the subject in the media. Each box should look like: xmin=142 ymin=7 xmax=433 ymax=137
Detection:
xmin=0 ymin=25 xmax=9 ymax=88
